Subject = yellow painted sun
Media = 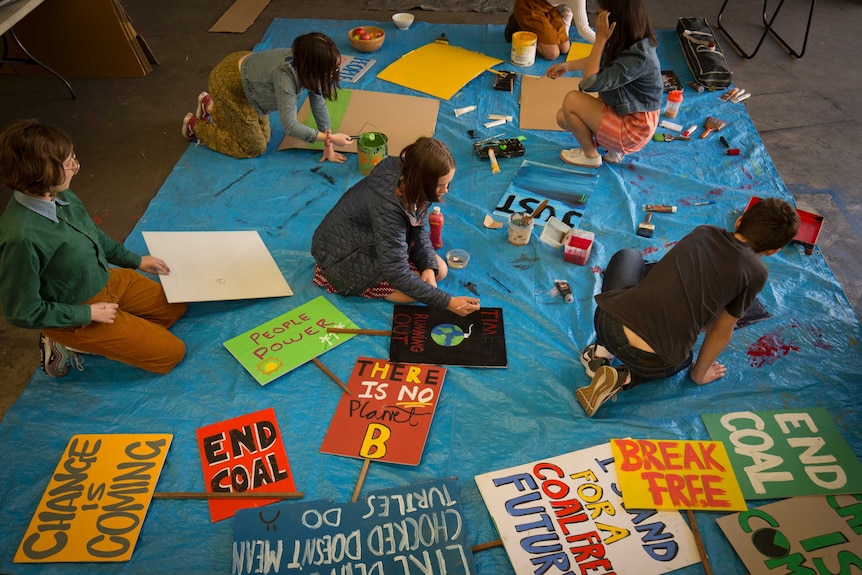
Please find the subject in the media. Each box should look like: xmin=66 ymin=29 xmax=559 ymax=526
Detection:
xmin=257 ymin=357 xmax=282 ymax=376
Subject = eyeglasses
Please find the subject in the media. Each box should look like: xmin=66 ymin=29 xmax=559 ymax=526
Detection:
xmin=63 ymin=153 xmax=80 ymax=174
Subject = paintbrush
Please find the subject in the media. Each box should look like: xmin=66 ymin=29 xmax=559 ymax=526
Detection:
xmin=636 ymin=212 xmax=654 ymax=238
xmin=524 ymin=198 xmax=549 ymax=225
xmin=700 ymin=116 xmax=727 ymax=139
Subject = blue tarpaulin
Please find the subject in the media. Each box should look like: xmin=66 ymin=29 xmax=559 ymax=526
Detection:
xmin=1 ymin=18 xmax=859 ymax=575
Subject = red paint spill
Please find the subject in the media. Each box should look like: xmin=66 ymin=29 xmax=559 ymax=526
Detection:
xmin=747 ymin=325 xmax=799 ymax=367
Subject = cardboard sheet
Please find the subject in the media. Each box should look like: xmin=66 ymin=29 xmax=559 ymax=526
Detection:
xmin=377 ymin=42 xmax=503 ymax=100
xmin=142 ymin=231 xmax=292 ymax=303
xmin=9 ymin=0 xmax=153 ymax=77
xmin=209 ymin=0 xmax=269 ymax=33
xmin=519 ymin=75 xmax=583 ymax=130
xmin=278 ymin=89 xmax=439 ymax=156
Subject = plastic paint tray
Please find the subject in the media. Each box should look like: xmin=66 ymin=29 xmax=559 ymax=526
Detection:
xmin=745 ymin=196 xmax=824 ymax=255
xmin=539 ymin=216 xmax=572 ymax=248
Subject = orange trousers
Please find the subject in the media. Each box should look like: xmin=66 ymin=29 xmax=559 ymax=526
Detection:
xmin=44 ymin=268 xmax=188 ymax=374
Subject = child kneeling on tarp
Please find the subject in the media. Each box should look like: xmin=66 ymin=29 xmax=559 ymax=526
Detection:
xmin=311 ymin=137 xmax=479 ymax=318
xmin=576 ymin=197 xmax=800 ymax=417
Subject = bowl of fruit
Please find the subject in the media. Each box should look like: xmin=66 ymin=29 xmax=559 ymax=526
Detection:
xmin=348 ymin=25 xmax=385 ymax=53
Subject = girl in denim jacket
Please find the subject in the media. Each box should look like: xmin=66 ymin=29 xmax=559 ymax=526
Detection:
xmin=181 ymin=32 xmax=352 ymax=160
xmin=546 ymin=0 xmax=662 ymax=168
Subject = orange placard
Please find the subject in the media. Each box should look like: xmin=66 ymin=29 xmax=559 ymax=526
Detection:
xmin=15 ymin=434 xmax=171 ymax=563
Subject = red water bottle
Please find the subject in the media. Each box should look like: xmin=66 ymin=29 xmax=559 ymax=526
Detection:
xmin=429 ymin=206 xmax=444 ymax=250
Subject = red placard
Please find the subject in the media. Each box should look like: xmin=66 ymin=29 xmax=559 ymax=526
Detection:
xmin=320 ymin=357 xmax=446 ymax=465
xmin=196 ymin=408 xmax=295 ymax=522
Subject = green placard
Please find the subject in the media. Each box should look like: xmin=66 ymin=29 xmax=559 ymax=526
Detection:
xmin=702 ymin=407 xmax=862 ymax=500
xmin=303 ymin=89 xmax=353 ymax=150
xmin=223 ymin=296 xmax=357 ymax=385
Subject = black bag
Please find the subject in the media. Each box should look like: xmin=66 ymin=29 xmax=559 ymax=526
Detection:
xmin=677 ymin=17 xmax=732 ymax=89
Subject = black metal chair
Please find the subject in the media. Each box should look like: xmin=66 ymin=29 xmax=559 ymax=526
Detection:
xmin=716 ymin=0 xmax=817 ymax=59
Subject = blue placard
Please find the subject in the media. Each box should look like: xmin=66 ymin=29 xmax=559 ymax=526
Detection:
xmin=232 ymin=478 xmax=476 ymax=575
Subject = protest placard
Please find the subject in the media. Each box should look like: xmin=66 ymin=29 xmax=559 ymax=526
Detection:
xmin=224 ymin=295 xmax=357 ymax=385
xmin=232 ymin=478 xmax=476 ymax=575
xmin=717 ymin=494 xmax=862 ymax=575
xmin=703 ymin=407 xmax=862 ymax=499
xmin=475 ymin=442 xmax=700 ymax=575
xmin=320 ymin=357 xmax=445 ymax=466
xmin=15 ymin=434 xmax=171 ymax=563
xmin=611 ymin=438 xmax=746 ymax=511
xmin=196 ymin=408 xmax=295 ymax=522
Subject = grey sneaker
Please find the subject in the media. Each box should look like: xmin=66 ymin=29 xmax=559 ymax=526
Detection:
xmin=39 ymin=334 xmax=83 ymax=378
xmin=580 ymin=343 xmax=614 ymax=377
xmin=575 ymin=365 xmax=628 ymax=416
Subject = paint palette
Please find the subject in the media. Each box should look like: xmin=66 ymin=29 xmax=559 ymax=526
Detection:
xmin=745 ymin=196 xmax=824 ymax=255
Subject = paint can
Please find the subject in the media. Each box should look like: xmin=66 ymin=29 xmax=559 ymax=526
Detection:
xmin=357 ymin=132 xmax=388 ymax=176
xmin=508 ymin=212 xmax=534 ymax=246
xmin=511 ymin=31 xmax=537 ymax=67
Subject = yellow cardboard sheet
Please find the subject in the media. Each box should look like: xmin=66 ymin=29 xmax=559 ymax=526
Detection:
xmin=15 ymin=434 xmax=172 ymax=563
xmin=566 ymin=41 xmax=593 ymax=61
xmin=519 ymin=75 xmax=584 ymax=131
xmin=611 ymin=438 xmax=747 ymax=512
xmin=377 ymin=42 xmax=503 ymax=100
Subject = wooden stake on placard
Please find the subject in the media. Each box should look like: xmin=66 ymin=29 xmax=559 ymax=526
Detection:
xmin=471 ymin=539 xmax=503 ymax=553
xmin=312 ymin=357 xmax=352 ymax=395
xmin=686 ymin=509 xmax=713 ymax=575
xmin=351 ymin=458 xmax=372 ymax=502
xmin=327 ymin=327 xmax=392 ymax=336
xmin=153 ymin=491 xmax=303 ymax=500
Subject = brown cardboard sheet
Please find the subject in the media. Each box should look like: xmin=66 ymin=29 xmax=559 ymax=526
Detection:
xmin=279 ymin=90 xmax=439 ymax=157
xmin=519 ymin=75 xmax=583 ymax=131
xmin=7 ymin=0 xmax=152 ymax=77
xmin=209 ymin=0 xmax=270 ymax=33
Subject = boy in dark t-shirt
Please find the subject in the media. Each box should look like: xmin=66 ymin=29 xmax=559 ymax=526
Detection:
xmin=576 ymin=197 xmax=800 ymax=417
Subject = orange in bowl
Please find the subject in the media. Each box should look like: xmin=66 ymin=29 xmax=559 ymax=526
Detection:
xmin=348 ymin=25 xmax=385 ymax=53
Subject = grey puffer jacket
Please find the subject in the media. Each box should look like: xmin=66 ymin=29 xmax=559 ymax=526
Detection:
xmin=311 ymin=157 xmax=451 ymax=309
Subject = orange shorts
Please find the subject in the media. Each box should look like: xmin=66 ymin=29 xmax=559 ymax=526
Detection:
xmin=513 ymin=0 xmax=567 ymax=46
xmin=595 ymin=105 xmax=659 ymax=154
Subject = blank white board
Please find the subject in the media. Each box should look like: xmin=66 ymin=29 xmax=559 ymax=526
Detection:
xmin=142 ymin=231 xmax=293 ymax=303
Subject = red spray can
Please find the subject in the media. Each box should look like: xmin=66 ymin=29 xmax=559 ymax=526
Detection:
xmin=429 ymin=206 xmax=444 ymax=249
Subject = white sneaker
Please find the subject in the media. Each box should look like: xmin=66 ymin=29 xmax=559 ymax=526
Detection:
xmin=560 ymin=148 xmax=602 ymax=168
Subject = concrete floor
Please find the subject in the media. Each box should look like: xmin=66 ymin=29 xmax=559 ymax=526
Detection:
xmin=1 ymin=0 xmax=859 ymax=421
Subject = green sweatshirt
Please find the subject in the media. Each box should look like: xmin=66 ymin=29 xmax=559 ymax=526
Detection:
xmin=0 ymin=189 xmax=141 ymax=329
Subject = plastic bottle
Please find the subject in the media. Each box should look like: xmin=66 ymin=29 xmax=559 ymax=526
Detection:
xmin=429 ymin=206 xmax=444 ymax=249
xmin=664 ymin=90 xmax=683 ymax=119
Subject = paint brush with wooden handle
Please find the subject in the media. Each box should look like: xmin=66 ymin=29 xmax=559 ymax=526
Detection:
xmin=636 ymin=212 xmax=655 ymax=238
xmin=700 ymin=116 xmax=727 ymax=139
xmin=524 ymin=198 xmax=549 ymax=225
